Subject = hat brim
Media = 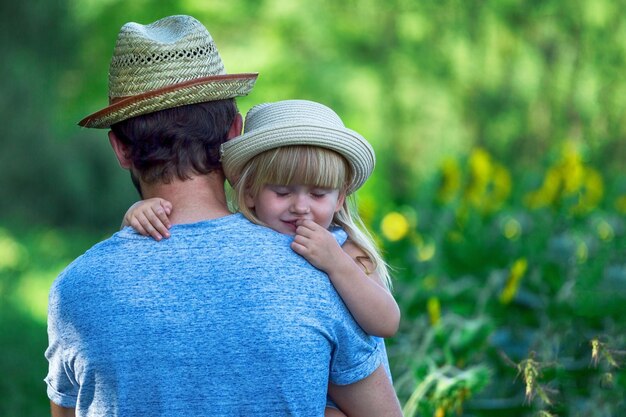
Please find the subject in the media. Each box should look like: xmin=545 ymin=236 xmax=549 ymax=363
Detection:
xmin=79 ymin=73 xmax=258 ymax=128
xmin=221 ymin=123 xmax=375 ymax=194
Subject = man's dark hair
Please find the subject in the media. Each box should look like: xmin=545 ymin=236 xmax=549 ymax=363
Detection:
xmin=111 ymin=99 xmax=238 ymax=188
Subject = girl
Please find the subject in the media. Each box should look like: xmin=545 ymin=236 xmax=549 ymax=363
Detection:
xmin=123 ymin=100 xmax=400 ymax=414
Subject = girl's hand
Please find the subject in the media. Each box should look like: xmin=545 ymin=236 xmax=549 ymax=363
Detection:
xmin=122 ymin=198 xmax=173 ymax=241
xmin=293 ymin=220 xmax=401 ymax=338
xmin=290 ymin=219 xmax=343 ymax=271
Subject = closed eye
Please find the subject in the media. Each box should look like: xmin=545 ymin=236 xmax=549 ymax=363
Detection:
xmin=311 ymin=188 xmax=334 ymax=198
xmin=268 ymin=186 xmax=290 ymax=197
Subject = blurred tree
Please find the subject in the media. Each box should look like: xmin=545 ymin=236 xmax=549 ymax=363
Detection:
xmin=0 ymin=0 xmax=138 ymax=230
xmin=2 ymin=0 xmax=625 ymax=230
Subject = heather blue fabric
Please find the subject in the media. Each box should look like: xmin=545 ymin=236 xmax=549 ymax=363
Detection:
xmin=45 ymin=214 xmax=383 ymax=416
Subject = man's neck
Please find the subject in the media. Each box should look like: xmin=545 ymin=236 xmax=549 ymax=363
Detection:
xmin=141 ymin=173 xmax=231 ymax=225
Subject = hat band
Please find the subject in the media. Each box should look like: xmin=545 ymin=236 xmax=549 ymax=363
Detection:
xmin=107 ymin=73 xmax=259 ymax=105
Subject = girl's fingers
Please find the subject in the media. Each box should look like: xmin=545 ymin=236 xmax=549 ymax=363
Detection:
xmin=292 ymin=234 xmax=309 ymax=246
xmin=125 ymin=197 xmax=174 ymax=241
xmin=290 ymin=241 xmax=306 ymax=255
xmin=295 ymin=219 xmax=318 ymax=230
xmin=129 ymin=217 xmax=148 ymax=237
xmin=154 ymin=204 xmax=171 ymax=225
xmin=295 ymin=226 xmax=313 ymax=238
xmin=295 ymin=221 xmax=321 ymax=238
xmin=161 ymin=200 xmax=173 ymax=216
xmin=137 ymin=214 xmax=163 ymax=241
xmin=296 ymin=223 xmax=332 ymax=247
xmin=146 ymin=209 xmax=170 ymax=238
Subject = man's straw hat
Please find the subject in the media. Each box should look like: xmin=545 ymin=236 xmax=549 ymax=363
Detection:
xmin=79 ymin=15 xmax=258 ymax=128
xmin=220 ymin=100 xmax=375 ymax=194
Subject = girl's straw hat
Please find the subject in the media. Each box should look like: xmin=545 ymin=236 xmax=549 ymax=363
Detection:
xmin=79 ymin=15 xmax=258 ymax=128
xmin=220 ymin=100 xmax=375 ymax=194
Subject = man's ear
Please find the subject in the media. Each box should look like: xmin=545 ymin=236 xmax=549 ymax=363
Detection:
xmin=108 ymin=130 xmax=132 ymax=169
xmin=226 ymin=113 xmax=243 ymax=141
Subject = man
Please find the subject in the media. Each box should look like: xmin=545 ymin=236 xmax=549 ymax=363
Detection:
xmin=45 ymin=15 xmax=402 ymax=416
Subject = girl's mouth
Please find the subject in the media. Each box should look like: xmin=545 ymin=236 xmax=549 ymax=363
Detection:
xmin=282 ymin=220 xmax=298 ymax=231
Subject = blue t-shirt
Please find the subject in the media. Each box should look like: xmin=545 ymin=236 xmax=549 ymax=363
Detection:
xmin=45 ymin=214 xmax=383 ymax=416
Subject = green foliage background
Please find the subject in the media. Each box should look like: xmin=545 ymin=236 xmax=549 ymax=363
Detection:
xmin=1 ymin=0 xmax=625 ymax=416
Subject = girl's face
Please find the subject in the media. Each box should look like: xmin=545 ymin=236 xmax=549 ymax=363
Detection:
xmin=245 ymin=184 xmax=345 ymax=235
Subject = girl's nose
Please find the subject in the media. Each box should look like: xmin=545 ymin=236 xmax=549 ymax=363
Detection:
xmin=290 ymin=196 xmax=311 ymax=214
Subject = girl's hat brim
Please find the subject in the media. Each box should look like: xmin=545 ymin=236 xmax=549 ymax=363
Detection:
xmin=221 ymin=118 xmax=375 ymax=194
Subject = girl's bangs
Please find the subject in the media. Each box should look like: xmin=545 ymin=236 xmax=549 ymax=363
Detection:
xmin=255 ymin=146 xmax=349 ymax=190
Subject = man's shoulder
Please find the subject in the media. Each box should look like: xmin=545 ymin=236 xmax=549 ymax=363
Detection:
xmin=48 ymin=234 xmax=120 ymax=298
xmin=183 ymin=213 xmax=293 ymax=247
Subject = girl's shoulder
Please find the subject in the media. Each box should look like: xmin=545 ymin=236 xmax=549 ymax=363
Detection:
xmin=341 ymin=238 xmax=365 ymax=256
xmin=342 ymin=238 xmax=375 ymax=275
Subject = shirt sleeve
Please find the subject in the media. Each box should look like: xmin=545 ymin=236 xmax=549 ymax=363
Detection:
xmin=328 ymin=321 xmax=383 ymax=385
xmin=45 ymin=280 xmax=79 ymax=408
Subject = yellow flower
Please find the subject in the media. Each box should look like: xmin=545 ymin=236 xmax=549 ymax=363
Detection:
xmin=380 ymin=212 xmax=410 ymax=241
xmin=525 ymin=167 xmax=561 ymax=209
xmin=570 ymin=167 xmax=604 ymax=215
xmin=465 ymin=148 xmax=492 ymax=208
xmin=525 ymin=141 xmax=604 ymax=214
xmin=469 ymin=148 xmax=492 ymax=184
xmin=560 ymin=143 xmax=585 ymax=194
xmin=427 ymin=297 xmax=441 ymax=326
xmin=511 ymin=258 xmax=528 ymax=278
xmin=463 ymin=148 xmax=511 ymax=213
xmin=483 ymin=162 xmax=512 ymax=212
xmin=500 ymin=258 xmax=528 ymax=304
xmin=437 ymin=158 xmax=462 ymax=203
xmin=492 ymin=163 xmax=512 ymax=198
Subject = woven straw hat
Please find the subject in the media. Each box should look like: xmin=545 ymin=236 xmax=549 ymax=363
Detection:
xmin=79 ymin=15 xmax=258 ymax=128
xmin=220 ymin=100 xmax=375 ymax=194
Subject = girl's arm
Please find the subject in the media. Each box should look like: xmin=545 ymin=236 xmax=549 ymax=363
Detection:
xmin=291 ymin=220 xmax=400 ymax=338
xmin=121 ymin=198 xmax=173 ymax=241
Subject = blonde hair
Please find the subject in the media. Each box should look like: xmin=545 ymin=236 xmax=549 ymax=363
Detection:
xmin=232 ymin=145 xmax=392 ymax=289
